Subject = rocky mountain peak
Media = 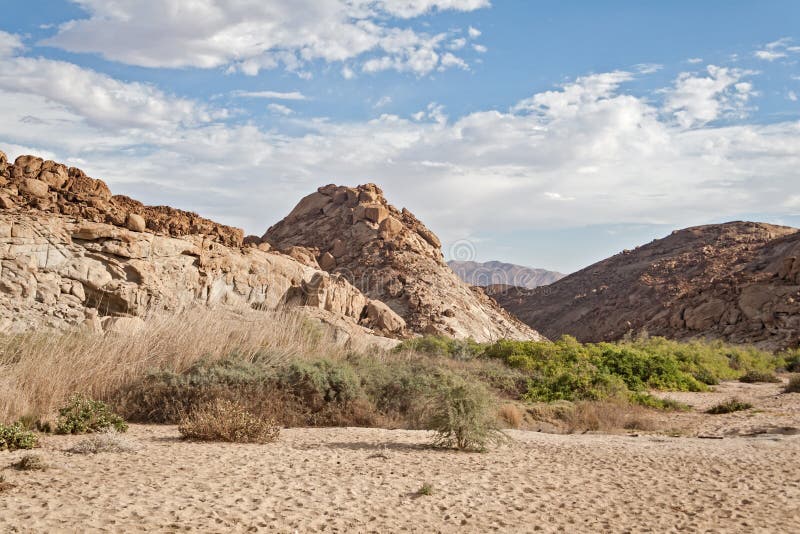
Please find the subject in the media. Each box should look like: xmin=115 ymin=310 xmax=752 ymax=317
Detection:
xmin=263 ymin=183 xmax=542 ymax=342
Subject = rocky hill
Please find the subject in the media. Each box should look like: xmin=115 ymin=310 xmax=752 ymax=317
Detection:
xmin=489 ymin=222 xmax=800 ymax=351
xmin=262 ymin=184 xmax=541 ymax=342
xmin=0 ymin=149 xmax=540 ymax=344
xmin=448 ymin=260 xmax=564 ymax=289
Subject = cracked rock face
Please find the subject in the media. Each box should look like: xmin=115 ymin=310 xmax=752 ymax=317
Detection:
xmin=0 ymin=151 xmax=406 ymax=344
xmin=262 ymin=183 xmax=542 ymax=342
xmin=490 ymin=222 xmax=800 ymax=351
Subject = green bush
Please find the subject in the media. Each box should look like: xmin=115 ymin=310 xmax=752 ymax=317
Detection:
xmin=706 ymin=399 xmax=753 ymax=414
xmin=482 ymin=336 xmax=781 ymax=403
xmin=739 ymin=370 xmax=780 ymax=383
xmin=55 ymin=394 xmax=128 ymax=434
xmin=782 ymin=350 xmax=800 ymax=373
xmin=629 ymin=393 xmax=690 ymax=411
xmin=395 ymin=335 xmax=483 ymax=360
xmin=0 ymin=423 xmax=38 ymax=451
xmin=425 ymin=376 xmax=505 ymax=451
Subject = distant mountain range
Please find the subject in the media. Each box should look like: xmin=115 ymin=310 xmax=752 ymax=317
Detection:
xmin=448 ymin=260 xmax=565 ymax=289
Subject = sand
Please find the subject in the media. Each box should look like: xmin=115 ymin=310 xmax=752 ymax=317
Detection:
xmin=2 ymin=384 xmax=800 ymax=533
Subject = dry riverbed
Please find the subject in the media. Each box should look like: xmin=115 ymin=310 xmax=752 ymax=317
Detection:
xmin=2 ymin=382 xmax=799 ymax=533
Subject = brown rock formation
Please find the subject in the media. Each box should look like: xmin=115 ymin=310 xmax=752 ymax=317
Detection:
xmin=0 ymin=151 xmax=406 ymax=343
xmin=489 ymin=222 xmax=800 ymax=351
xmin=262 ymin=184 xmax=541 ymax=342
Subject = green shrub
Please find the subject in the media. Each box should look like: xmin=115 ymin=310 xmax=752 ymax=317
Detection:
xmin=739 ymin=370 xmax=780 ymax=383
xmin=178 ymin=399 xmax=280 ymax=443
xmin=782 ymin=350 xmax=800 ymax=372
xmin=482 ymin=336 xmax=781 ymax=403
xmin=395 ymin=335 xmax=483 ymax=360
xmin=425 ymin=376 xmax=505 ymax=451
xmin=706 ymin=399 xmax=753 ymax=414
xmin=0 ymin=423 xmax=38 ymax=451
xmin=785 ymin=375 xmax=800 ymax=393
xmin=277 ymin=359 xmax=363 ymax=406
xmin=55 ymin=394 xmax=128 ymax=434
xmin=629 ymin=393 xmax=690 ymax=411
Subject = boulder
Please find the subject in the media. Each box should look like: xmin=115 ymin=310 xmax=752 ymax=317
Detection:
xmin=318 ymin=251 xmax=336 ymax=271
xmin=126 ymin=213 xmax=147 ymax=233
xmin=20 ymin=179 xmax=49 ymax=199
xmin=364 ymin=300 xmax=406 ymax=333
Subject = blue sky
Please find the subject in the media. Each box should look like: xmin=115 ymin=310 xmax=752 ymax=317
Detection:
xmin=1 ymin=1 xmax=800 ymax=273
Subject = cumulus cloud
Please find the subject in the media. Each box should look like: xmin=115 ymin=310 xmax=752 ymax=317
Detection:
xmin=0 ymin=31 xmax=24 ymax=57
xmin=1 ymin=48 xmax=800 ymax=255
xmin=42 ymin=0 xmax=488 ymax=76
xmin=662 ymin=65 xmax=755 ymax=129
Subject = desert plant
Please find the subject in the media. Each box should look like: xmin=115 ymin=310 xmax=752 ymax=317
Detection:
xmin=69 ymin=430 xmax=137 ymax=455
xmin=55 ymin=394 xmax=128 ymax=435
xmin=178 ymin=398 xmax=280 ymax=443
xmin=739 ymin=370 xmax=780 ymax=383
xmin=706 ymin=399 xmax=753 ymax=414
xmin=12 ymin=453 xmax=47 ymax=471
xmin=0 ymin=422 xmax=38 ymax=451
xmin=425 ymin=377 xmax=505 ymax=451
xmin=784 ymin=375 xmax=800 ymax=393
xmin=417 ymin=482 xmax=434 ymax=496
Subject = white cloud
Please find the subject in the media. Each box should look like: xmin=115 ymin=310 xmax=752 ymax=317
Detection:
xmin=2 ymin=50 xmax=800 ymax=253
xmin=267 ymin=103 xmax=293 ymax=115
xmin=468 ymin=26 xmax=481 ymax=38
xmin=662 ymin=65 xmax=755 ymax=129
xmin=473 ymin=44 xmax=487 ymax=53
xmin=42 ymin=0 xmax=488 ymax=76
xmin=0 ymin=55 xmax=222 ymax=130
xmin=448 ymin=38 xmax=467 ymax=50
xmin=231 ymin=91 xmax=307 ymax=100
xmin=374 ymin=95 xmax=393 ymax=108
xmin=789 ymin=91 xmax=798 ymax=102
xmin=754 ymin=37 xmax=799 ymax=62
xmin=755 ymin=50 xmax=787 ymax=61
xmin=0 ymin=31 xmax=23 ymax=57
xmin=687 ymin=57 xmax=703 ymax=64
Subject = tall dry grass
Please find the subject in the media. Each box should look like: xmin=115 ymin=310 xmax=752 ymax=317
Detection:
xmin=0 ymin=306 xmax=351 ymax=423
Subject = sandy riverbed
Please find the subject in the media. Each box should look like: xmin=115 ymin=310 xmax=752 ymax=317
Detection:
xmin=2 ymin=384 xmax=799 ymax=533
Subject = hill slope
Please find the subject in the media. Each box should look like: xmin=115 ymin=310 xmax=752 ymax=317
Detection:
xmin=489 ymin=222 xmax=800 ymax=350
xmin=448 ymin=260 xmax=564 ymax=288
xmin=262 ymin=184 xmax=542 ymax=342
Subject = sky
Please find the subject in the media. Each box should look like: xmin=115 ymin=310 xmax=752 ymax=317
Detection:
xmin=1 ymin=0 xmax=800 ymax=273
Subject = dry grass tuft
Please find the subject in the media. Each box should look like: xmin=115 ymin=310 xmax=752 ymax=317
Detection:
xmin=785 ymin=375 xmax=800 ymax=394
xmin=11 ymin=454 xmax=48 ymax=471
xmin=69 ymin=430 xmax=138 ymax=455
xmin=530 ymin=400 xmax=658 ymax=433
xmin=0 ymin=307 xmax=349 ymax=424
xmin=498 ymin=404 xmax=523 ymax=429
xmin=178 ymin=399 xmax=281 ymax=444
